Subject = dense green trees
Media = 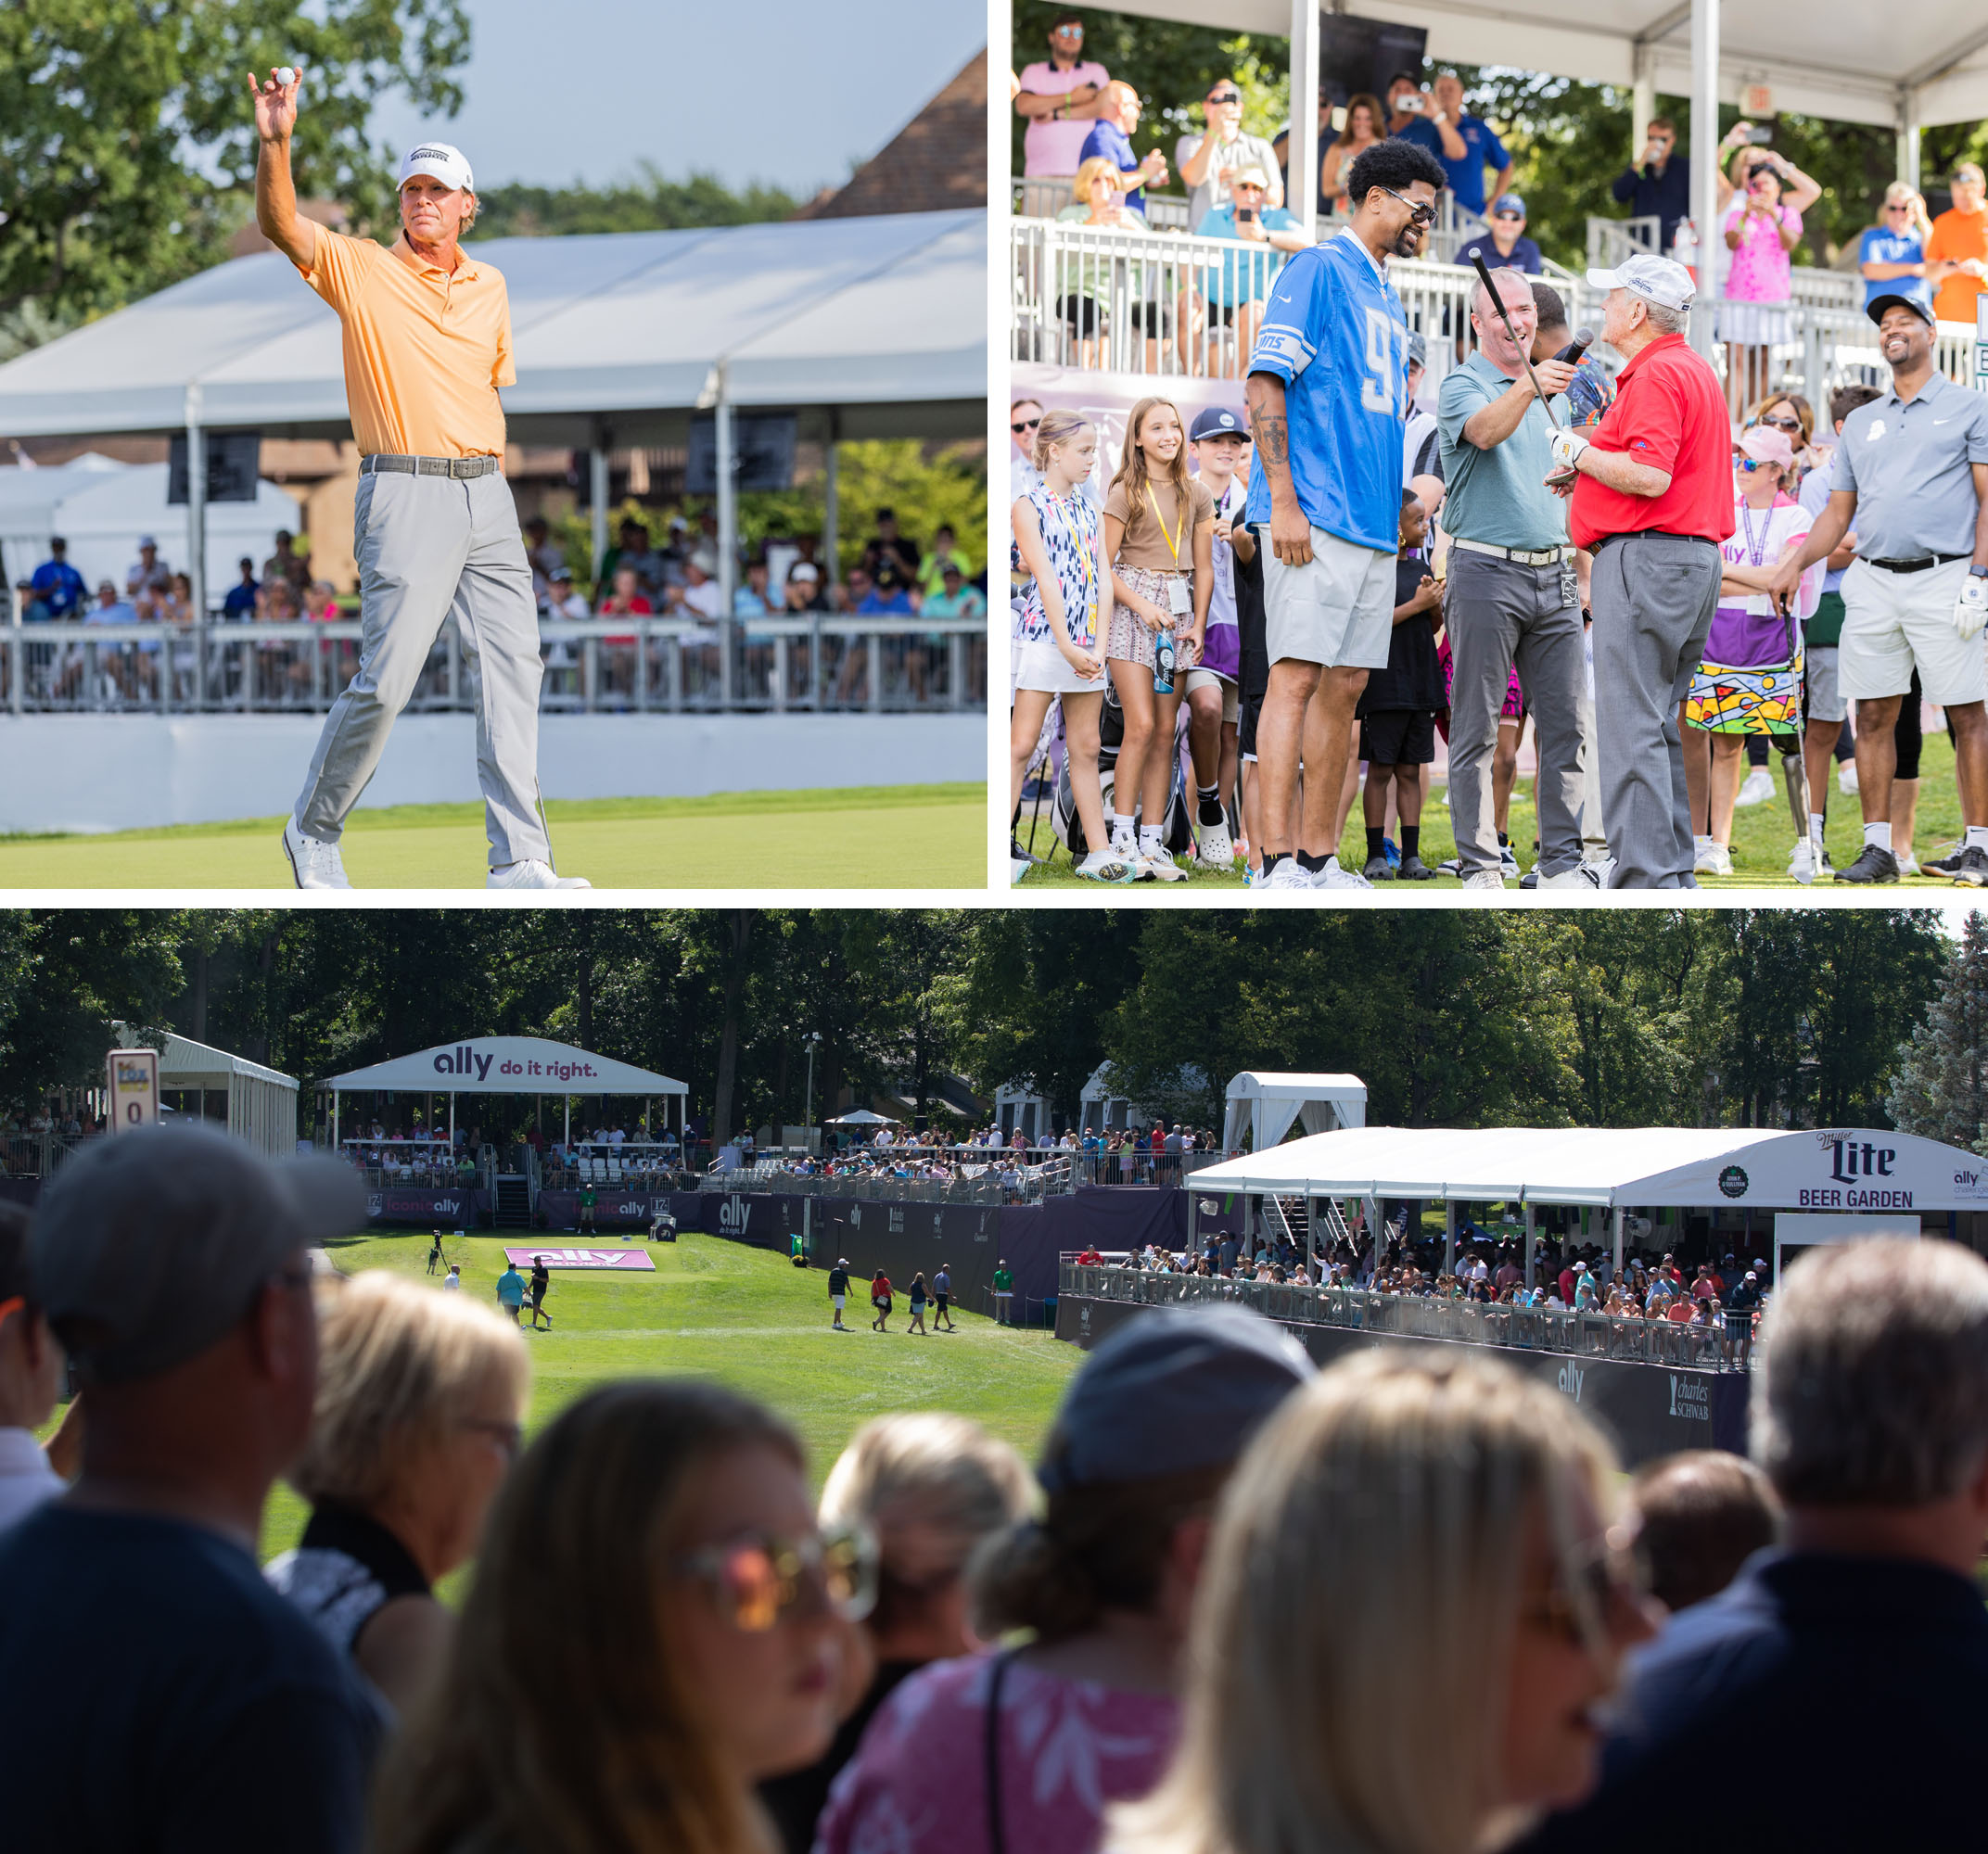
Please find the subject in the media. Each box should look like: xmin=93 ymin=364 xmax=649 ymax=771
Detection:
xmin=1890 ymin=914 xmax=1988 ymax=1153
xmin=0 ymin=909 xmax=1950 ymax=1145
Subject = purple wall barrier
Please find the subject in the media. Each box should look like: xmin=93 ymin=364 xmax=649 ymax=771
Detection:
xmin=364 ymin=1187 xmax=490 ymax=1225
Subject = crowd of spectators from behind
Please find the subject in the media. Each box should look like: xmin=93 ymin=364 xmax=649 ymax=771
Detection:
xmin=817 ymin=1304 xmax=1315 ymax=1854
xmin=761 ymin=1413 xmax=1033 ymax=1853
xmin=266 ymin=1270 xmax=529 ymax=1718
xmin=1520 ymin=1236 xmax=1988 ymax=1853
xmin=0 ymin=1124 xmax=380 ymax=1854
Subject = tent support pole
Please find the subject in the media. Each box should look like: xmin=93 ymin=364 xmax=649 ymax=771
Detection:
xmin=1897 ymin=87 xmax=1921 ymax=193
xmin=716 ymin=391 xmax=736 ymax=709
xmin=185 ymin=387 xmax=207 ymax=630
xmin=1523 ymin=1200 xmax=1536 ymax=1291
xmin=1288 ymin=0 xmax=1320 ymax=246
xmin=1443 ymin=1200 xmax=1456 ymax=1277
xmin=822 ymin=425 xmax=840 ymax=590
xmin=1688 ymin=0 xmax=1720 ymax=362
xmin=1630 ymin=45 xmax=1656 ymax=174
xmin=1613 ymin=1205 xmax=1625 ymax=1281
xmin=590 ymin=439 xmax=609 ymax=589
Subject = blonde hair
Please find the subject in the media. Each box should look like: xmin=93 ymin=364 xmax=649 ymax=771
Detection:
xmin=1074 ymin=156 xmax=1122 ymax=205
xmin=1110 ymin=1351 xmax=1623 ymax=1854
xmin=289 ymin=1270 xmax=529 ymax=1508
xmin=1881 ymin=182 xmax=1931 ymax=240
xmin=1033 ymin=408 xmax=1093 ymax=474
xmin=1108 ymin=396 xmax=1193 ymax=541
xmin=819 ymin=1413 xmax=1032 ymax=1548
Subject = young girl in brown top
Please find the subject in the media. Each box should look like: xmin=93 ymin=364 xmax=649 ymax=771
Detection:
xmin=1103 ymin=397 xmax=1216 ymax=880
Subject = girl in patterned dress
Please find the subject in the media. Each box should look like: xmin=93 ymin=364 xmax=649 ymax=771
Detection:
xmin=1010 ymin=411 xmax=1132 ymax=883
xmin=1104 ymin=397 xmax=1216 ymax=881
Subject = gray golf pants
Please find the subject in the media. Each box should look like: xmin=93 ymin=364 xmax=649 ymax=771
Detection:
xmin=1590 ymin=533 xmax=1720 ymax=889
xmin=294 ymin=464 xmax=551 ymax=866
xmin=1444 ymin=548 xmax=1587 ymax=878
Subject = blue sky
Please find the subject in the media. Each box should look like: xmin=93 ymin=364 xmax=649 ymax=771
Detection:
xmin=368 ymin=0 xmax=984 ymax=197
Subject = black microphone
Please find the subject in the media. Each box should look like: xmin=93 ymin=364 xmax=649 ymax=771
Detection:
xmin=1553 ymin=326 xmax=1595 ymax=366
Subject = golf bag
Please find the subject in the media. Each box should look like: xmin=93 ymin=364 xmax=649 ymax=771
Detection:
xmin=1051 ymin=681 xmax=1193 ymax=857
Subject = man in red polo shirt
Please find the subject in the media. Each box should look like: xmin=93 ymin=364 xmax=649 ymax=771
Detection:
xmin=1549 ymin=253 xmax=1735 ymax=887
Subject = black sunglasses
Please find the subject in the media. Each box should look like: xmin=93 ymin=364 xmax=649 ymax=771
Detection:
xmin=1207 ymin=91 xmax=1241 ymax=105
xmin=1380 ymin=184 xmax=1437 ymax=226
xmin=1012 ymin=417 xmax=1041 ymax=434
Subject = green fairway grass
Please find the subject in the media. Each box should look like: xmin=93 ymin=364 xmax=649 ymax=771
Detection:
xmin=0 ymin=784 xmax=986 ymax=889
xmin=1016 ymin=734 xmax=1977 ymax=892
xmin=255 ymin=1229 xmax=1080 ymax=1566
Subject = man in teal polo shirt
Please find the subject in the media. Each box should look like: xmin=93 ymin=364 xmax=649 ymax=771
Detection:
xmin=495 ymin=1258 xmax=525 ymax=1325
xmin=1436 ymin=265 xmax=1586 ymax=887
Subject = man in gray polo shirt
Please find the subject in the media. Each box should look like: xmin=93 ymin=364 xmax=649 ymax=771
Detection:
xmin=1437 ymin=268 xmax=1586 ymax=888
xmin=1773 ymin=291 xmax=1988 ymax=883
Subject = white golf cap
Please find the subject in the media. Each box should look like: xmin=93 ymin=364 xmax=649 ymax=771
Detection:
xmin=1585 ymin=251 xmax=1694 ymax=312
xmin=398 ymin=141 xmax=474 ymax=193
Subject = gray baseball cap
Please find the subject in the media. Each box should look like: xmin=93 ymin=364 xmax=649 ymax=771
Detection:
xmin=32 ymin=1124 xmax=364 ymax=1385
xmin=1037 ymin=1303 xmax=1314 ymax=1495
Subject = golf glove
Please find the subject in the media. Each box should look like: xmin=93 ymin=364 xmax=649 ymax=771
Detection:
xmin=1956 ymin=572 xmax=1988 ymax=642
xmin=1548 ymin=429 xmax=1591 ymax=473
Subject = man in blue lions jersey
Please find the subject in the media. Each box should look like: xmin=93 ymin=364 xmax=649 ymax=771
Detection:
xmin=1245 ymin=137 xmax=1447 ymax=889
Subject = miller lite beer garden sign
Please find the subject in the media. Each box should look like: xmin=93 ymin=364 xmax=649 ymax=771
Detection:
xmin=1630 ymin=1129 xmax=1988 ymax=1213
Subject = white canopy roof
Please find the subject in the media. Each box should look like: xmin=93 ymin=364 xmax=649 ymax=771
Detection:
xmin=1192 ymin=1124 xmax=1984 ymax=1212
xmin=325 ymin=1036 xmax=685 ymax=1098
xmin=0 ymin=210 xmax=983 ymax=446
xmin=830 ymin=1108 xmax=898 ymax=1124
xmin=1222 ymin=1072 xmax=1369 ymax=1156
xmin=113 ymin=1026 xmax=298 ymax=1092
xmin=1110 ymin=0 xmax=1988 ymax=130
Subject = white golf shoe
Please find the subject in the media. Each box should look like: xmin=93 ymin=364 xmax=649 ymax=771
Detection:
xmin=1734 ymin=767 xmax=1774 ymax=807
xmin=1311 ymin=857 xmax=1372 ymax=889
xmin=488 ymin=860 xmax=592 ymax=889
xmin=283 ymin=818 xmax=351 ymax=889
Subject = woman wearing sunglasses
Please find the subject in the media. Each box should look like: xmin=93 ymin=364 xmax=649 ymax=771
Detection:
xmin=267 ymin=1270 xmax=529 ymax=1716
xmin=376 ymin=1379 xmax=874 ymax=1854
xmin=1108 ymin=1351 xmax=1656 ymax=1854
xmin=1858 ymin=182 xmax=1947 ymax=318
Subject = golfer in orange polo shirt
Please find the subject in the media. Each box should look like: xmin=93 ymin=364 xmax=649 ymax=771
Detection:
xmin=250 ymin=67 xmax=586 ymax=889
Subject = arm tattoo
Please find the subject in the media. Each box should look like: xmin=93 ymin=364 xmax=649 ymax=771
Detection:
xmin=1250 ymin=413 xmax=1289 ymax=465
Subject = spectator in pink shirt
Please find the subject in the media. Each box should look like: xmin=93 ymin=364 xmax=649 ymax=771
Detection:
xmin=814 ymin=1306 xmax=1313 ymax=1854
xmin=1015 ymin=12 xmax=1111 ymax=181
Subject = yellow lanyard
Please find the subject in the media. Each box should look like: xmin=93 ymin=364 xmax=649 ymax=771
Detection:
xmin=1144 ymin=484 xmax=1185 ymax=569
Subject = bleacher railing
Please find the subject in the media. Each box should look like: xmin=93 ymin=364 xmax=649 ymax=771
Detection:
xmin=1060 ymin=1262 xmax=1745 ymax=1371
xmin=0 ymin=614 xmax=987 ymax=717
xmin=698 ymin=1141 xmax=1224 ymax=1204
xmin=1013 ymin=216 xmax=1978 ymax=415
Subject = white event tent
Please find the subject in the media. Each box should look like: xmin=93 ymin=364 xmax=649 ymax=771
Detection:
xmin=323 ymin=1035 xmax=688 ymax=1148
xmin=111 ymin=1024 xmax=300 ymax=1159
xmin=0 ymin=209 xmax=983 ymax=616
xmin=1106 ymin=0 xmax=1988 ymax=360
xmin=1221 ymin=1071 xmax=1368 ymax=1155
xmin=1192 ymin=1121 xmax=1986 ymax=1275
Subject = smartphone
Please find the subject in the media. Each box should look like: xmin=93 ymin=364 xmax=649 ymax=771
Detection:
xmin=1401 ymin=94 xmax=1424 ymax=113
xmin=1744 ymin=123 xmax=1775 ymax=145
xmin=1237 ymin=206 xmax=1256 ymax=223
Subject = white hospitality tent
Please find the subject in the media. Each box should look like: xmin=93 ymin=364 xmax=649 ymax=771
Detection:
xmin=322 ymin=1035 xmax=689 ymax=1148
xmin=0 ymin=456 xmax=299 ymax=606
xmin=1221 ymin=1071 xmax=1369 ymax=1155
xmin=1097 ymin=0 xmax=1988 ymax=359
xmin=111 ymin=1025 xmax=300 ymax=1159
xmin=1191 ymin=1121 xmax=1984 ymax=1278
xmin=0 ymin=209 xmax=984 ymax=616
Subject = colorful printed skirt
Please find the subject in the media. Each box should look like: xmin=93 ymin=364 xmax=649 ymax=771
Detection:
xmin=1684 ymin=654 xmax=1804 ymax=734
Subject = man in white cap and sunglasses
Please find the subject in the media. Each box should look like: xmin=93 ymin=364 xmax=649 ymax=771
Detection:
xmin=1553 ymin=251 xmax=1733 ymax=887
xmin=250 ymin=68 xmax=585 ymax=889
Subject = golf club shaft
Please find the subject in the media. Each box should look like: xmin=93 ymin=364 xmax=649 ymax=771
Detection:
xmin=1469 ymin=253 xmax=1563 ymax=432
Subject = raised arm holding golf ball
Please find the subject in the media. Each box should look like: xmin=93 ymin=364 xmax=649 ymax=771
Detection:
xmin=250 ymin=66 xmax=585 ymax=889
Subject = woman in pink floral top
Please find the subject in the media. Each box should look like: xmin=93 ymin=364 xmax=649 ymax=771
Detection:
xmin=812 ymin=1305 xmax=1315 ymax=1854
xmin=1716 ymin=150 xmax=1819 ymax=416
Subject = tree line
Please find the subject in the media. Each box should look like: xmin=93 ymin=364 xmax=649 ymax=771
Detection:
xmin=0 ymin=909 xmax=1954 ymax=1147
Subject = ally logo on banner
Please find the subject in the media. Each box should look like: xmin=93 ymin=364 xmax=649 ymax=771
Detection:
xmin=106 ymin=1048 xmax=159 ymax=1133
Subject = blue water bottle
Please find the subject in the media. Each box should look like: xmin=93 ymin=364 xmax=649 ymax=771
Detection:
xmin=1153 ymin=629 xmax=1175 ymax=694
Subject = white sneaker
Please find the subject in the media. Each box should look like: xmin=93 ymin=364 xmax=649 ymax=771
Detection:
xmin=1461 ymin=869 xmax=1505 ymax=890
xmin=1140 ymin=850 xmax=1188 ymax=882
xmin=1734 ymin=767 xmax=1775 ymax=807
xmin=1500 ymin=844 xmax=1520 ymax=880
xmin=1261 ymin=858 xmax=1312 ymax=889
xmin=1539 ymin=857 xmax=1613 ymax=890
xmin=488 ymin=860 xmax=592 ymax=889
xmin=1311 ymin=856 xmax=1372 ymax=889
xmin=1895 ymin=849 xmax=1921 ymax=877
xmin=1075 ymin=847 xmax=1135 ymax=883
xmin=1789 ymin=838 xmax=1817 ymax=885
xmin=1694 ymin=841 xmax=1732 ymax=878
xmin=1437 ymin=857 xmax=1465 ymax=878
xmin=1839 ymin=761 xmax=1859 ymax=795
xmin=283 ymin=818 xmax=351 ymax=889
xmin=1195 ymin=822 xmax=1235 ymax=869
xmin=1010 ymin=855 xmax=1032 ymax=885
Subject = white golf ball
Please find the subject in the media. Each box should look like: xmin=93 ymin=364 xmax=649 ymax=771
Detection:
xmin=277 ymin=66 xmax=296 ymax=86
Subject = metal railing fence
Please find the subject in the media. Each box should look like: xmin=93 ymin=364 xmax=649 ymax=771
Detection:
xmin=1060 ymin=1262 xmax=1745 ymax=1370
xmin=0 ymin=615 xmax=986 ymax=717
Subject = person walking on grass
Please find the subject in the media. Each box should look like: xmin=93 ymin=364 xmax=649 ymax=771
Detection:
xmin=527 ymin=1255 xmax=552 ymax=1330
xmin=442 ymin=1263 xmax=461 ymax=1294
xmin=495 ymin=1260 xmax=525 ymax=1327
xmin=992 ymin=1260 xmax=1014 ymax=1326
xmin=828 ymin=1257 xmax=851 ymax=1331
xmin=907 ymin=1273 xmax=929 ymax=1335
xmin=932 ymin=1264 xmax=955 ymax=1331
xmin=871 ymin=1271 xmax=894 ymax=1333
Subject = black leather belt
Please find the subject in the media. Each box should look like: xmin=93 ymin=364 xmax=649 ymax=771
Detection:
xmin=360 ymin=453 xmax=500 ymax=478
xmin=1591 ymin=531 xmax=1717 ymax=552
xmin=1863 ymin=552 xmax=1969 ymax=574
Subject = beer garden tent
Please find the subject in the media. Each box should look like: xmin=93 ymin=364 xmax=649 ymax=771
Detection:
xmin=1221 ymin=1072 xmax=1369 ymax=1156
xmin=0 ymin=209 xmax=982 ymax=615
xmin=322 ymin=1035 xmax=688 ymax=1148
xmin=1192 ymin=1122 xmax=1988 ymax=1275
xmin=1098 ymin=0 xmax=1988 ymax=360
xmin=112 ymin=1023 xmax=299 ymax=1159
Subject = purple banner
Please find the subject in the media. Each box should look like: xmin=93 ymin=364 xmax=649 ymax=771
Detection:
xmin=534 ymin=1188 xmax=680 ymax=1231
xmin=502 ymin=1245 xmax=656 ymax=1271
xmin=365 ymin=1187 xmax=489 ymax=1225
